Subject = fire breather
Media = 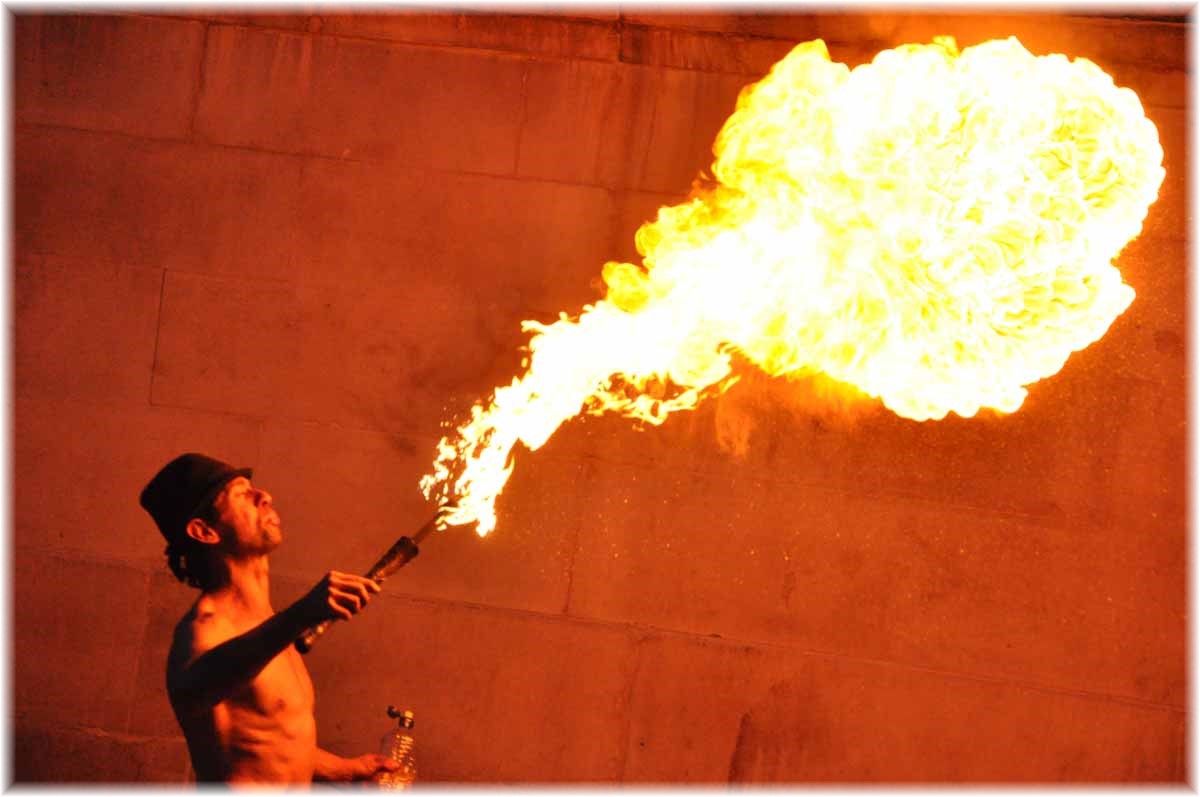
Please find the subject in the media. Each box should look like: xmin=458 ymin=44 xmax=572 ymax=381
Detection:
xmin=420 ymin=36 xmax=1166 ymax=536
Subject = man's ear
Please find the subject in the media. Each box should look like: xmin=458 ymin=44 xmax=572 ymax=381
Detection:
xmin=186 ymin=517 xmax=221 ymax=545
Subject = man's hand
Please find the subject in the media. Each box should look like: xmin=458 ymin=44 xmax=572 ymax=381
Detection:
xmin=297 ymin=571 xmax=381 ymax=624
xmin=346 ymin=754 xmax=400 ymax=782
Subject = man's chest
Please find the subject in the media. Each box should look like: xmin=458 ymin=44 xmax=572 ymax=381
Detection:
xmin=245 ymin=646 xmax=316 ymax=716
xmin=203 ymin=603 xmax=317 ymax=720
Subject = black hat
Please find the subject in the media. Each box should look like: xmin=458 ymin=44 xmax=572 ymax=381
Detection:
xmin=140 ymin=453 xmax=253 ymax=543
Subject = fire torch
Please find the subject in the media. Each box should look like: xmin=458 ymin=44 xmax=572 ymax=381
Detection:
xmin=294 ymin=504 xmax=456 ymax=653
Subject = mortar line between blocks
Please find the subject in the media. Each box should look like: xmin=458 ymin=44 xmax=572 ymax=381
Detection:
xmin=550 ymin=447 xmax=1093 ymax=533
xmin=372 ymin=589 xmax=1186 ymax=715
xmin=148 ymin=269 xmax=167 ymax=407
xmin=614 ymin=635 xmax=644 ymax=782
xmin=120 ymin=569 xmax=154 ymax=735
xmin=511 ymin=58 xmax=530 ymax=177
xmin=16 ymin=119 xmax=1184 ymax=200
xmin=14 ymin=540 xmax=163 ymax=582
xmin=186 ymin=19 xmax=210 ymax=141
xmin=121 ymin=9 xmax=1189 ymax=67
xmin=1172 ymin=712 xmax=1187 ymax=781
xmin=255 ymin=416 xmax=267 ymax=473
xmin=195 ymin=16 xmax=802 ymax=77
xmin=560 ymin=463 xmax=586 ymax=616
xmin=560 ymin=540 xmax=576 ymax=617
xmin=15 ymin=120 xmax=363 ymax=165
xmin=614 ymin=9 xmax=627 ymax=65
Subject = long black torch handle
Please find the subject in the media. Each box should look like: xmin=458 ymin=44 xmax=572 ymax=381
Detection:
xmin=294 ymin=507 xmax=450 ymax=654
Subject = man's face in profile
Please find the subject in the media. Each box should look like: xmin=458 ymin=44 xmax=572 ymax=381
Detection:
xmin=211 ymin=476 xmax=283 ymax=555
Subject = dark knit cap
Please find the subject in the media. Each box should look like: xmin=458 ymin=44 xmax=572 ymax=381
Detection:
xmin=140 ymin=453 xmax=253 ymax=542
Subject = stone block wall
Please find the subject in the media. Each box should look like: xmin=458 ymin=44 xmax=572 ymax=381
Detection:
xmin=12 ymin=8 xmax=1188 ymax=783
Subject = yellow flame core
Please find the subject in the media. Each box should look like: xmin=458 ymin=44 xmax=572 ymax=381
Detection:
xmin=422 ymin=37 xmax=1164 ymax=536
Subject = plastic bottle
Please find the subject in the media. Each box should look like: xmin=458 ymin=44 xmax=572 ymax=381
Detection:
xmin=377 ymin=706 xmax=417 ymax=790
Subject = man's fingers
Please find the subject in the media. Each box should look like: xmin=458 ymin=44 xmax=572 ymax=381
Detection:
xmin=329 ymin=587 xmax=366 ymax=612
xmin=328 ymin=601 xmax=353 ymax=621
xmin=313 ymin=571 xmax=385 ymax=623
xmin=338 ymin=577 xmax=374 ymax=602
xmin=336 ymin=581 xmax=376 ymax=610
xmin=324 ymin=590 xmax=364 ymax=622
xmin=330 ymin=572 xmax=382 ymax=593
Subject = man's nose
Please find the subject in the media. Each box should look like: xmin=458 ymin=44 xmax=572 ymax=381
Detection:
xmin=255 ymin=488 xmax=273 ymax=506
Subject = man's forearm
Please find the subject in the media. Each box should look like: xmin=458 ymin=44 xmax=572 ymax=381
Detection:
xmin=171 ymin=603 xmax=313 ymax=708
xmin=312 ymin=748 xmax=351 ymax=781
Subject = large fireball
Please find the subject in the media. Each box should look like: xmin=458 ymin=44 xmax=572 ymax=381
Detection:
xmin=422 ymin=36 xmax=1165 ymax=536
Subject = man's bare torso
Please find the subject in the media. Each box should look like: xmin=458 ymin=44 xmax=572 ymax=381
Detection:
xmin=168 ymin=594 xmax=318 ymax=784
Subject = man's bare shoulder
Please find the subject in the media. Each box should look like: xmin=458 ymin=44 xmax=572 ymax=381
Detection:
xmin=167 ymin=595 xmax=238 ymax=676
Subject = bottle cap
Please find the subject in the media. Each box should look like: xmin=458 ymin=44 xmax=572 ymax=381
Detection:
xmin=387 ymin=706 xmax=416 ymax=728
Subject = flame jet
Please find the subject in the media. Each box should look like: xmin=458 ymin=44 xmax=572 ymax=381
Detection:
xmin=422 ymin=36 xmax=1165 ymax=536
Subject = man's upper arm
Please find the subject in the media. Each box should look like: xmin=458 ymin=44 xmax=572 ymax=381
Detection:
xmin=167 ymin=608 xmax=238 ymax=702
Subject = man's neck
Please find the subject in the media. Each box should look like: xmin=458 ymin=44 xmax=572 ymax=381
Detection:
xmin=210 ymin=555 xmax=273 ymax=616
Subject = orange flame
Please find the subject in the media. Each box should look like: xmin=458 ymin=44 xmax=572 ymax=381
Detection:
xmin=422 ymin=36 xmax=1164 ymax=536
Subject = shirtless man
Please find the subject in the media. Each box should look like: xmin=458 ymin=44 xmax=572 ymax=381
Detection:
xmin=140 ymin=452 xmax=400 ymax=786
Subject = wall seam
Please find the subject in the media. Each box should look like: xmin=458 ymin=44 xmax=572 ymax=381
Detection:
xmin=614 ymin=633 xmax=644 ymax=781
xmin=32 ymin=12 xmax=1195 ymax=87
xmin=188 ymin=16 xmax=637 ymax=69
xmin=186 ymin=20 xmax=209 ymax=141
xmin=12 ymin=712 xmax=184 ymax=744
xmin=17 ymin=392 xmax=273 ymax=430
xmin=1172 ymin=711 xmax=1187 ymax=781
xmin=15 ymin=113 xmax=1186 ymax=194
xmin=255 ymin=415 xmax=267 ymax=472
xmin=172 ymin=12 xmax=1182 ymax=83
xmin=559 ymin=458 xmax=589 ymax=616
xmin=20 ymin=373 xmax=1178 ymax=540
xmin=120 ymin=568 xmax=155 ymax=735
xmin=550 ymin=448 xmax=1123 ymax=532
xmin=362 ymin=587 xmax=1186 ymax=714
xmin=13 ymin=540 xmax=162 ymax=580
xmin=148 ymin=269 xmax=167 ymax=407
xmin=511 ymin=57 xmax=530 ymax=177
xmin=119 ymin=8 xmax=1191 ymax=38
xmin=15 ymin=120 xmax=369 ymax=164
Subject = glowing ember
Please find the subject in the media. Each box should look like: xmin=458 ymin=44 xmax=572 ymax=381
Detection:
xmin=422 ymin=36 xmax=1164 ymax=536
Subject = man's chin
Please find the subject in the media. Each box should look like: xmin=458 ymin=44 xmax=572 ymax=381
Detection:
xmin=262 ymin=527 xmax=283 ymax=551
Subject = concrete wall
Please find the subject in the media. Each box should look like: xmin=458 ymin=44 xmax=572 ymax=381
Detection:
xmin=12 ymin=8 xmax=1188 ymax=784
